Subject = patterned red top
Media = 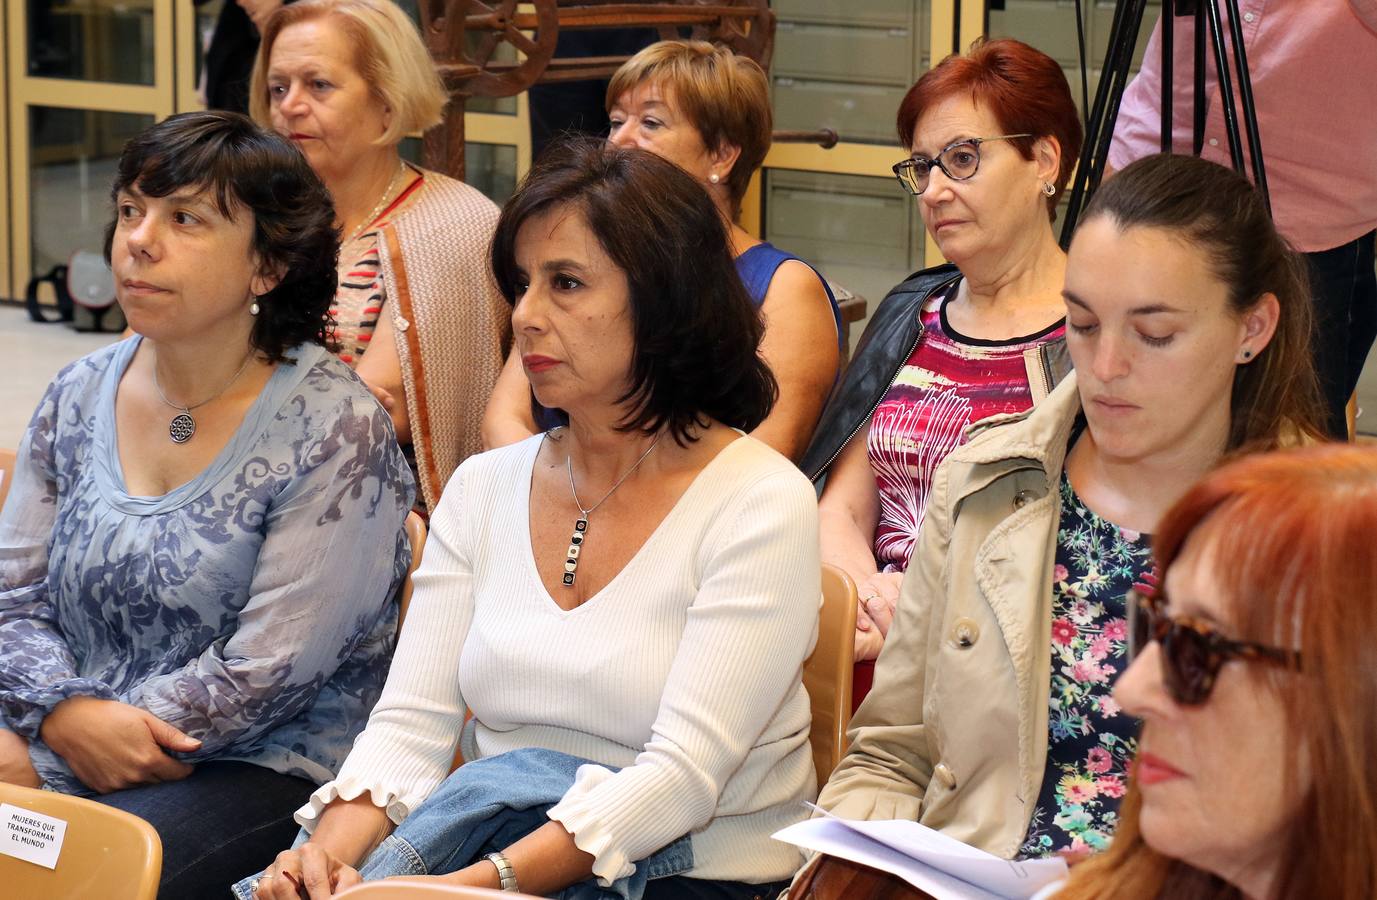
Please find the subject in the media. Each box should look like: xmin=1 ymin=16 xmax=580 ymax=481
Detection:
xmin=330 ymin=169 xmax=426 ymax=366
xmin=867 ymin=286 xmax=1065 ymax=570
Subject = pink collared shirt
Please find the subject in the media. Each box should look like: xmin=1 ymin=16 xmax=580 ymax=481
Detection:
xmin=1109 ymin=0 xmax=1377 ymax=252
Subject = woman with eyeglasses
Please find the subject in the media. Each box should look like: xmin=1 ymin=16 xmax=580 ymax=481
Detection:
xmin=790 ymin=153 xmax=1326 ymax=895
xmin=1048 ymin=443 xmax=1377 ymax=900
xmin=800 ymin=39 xmax=1081 ymax=694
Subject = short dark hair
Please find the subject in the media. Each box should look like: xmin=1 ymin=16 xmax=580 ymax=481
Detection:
xmin=491 ymin=139 xmax=777 ymax=444
xmin=106 ymin=110 xmax=339 ymax=362
xmin=1082 ymin=153 xmax=1325 ymax=449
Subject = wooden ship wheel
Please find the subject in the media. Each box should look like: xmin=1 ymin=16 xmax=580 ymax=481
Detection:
xmin=416 ymin=0 xmax=777 ymax=177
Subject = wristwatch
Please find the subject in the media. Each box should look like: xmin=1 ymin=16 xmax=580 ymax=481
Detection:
xmin=484 ymin=851 xmax=520 ymax=892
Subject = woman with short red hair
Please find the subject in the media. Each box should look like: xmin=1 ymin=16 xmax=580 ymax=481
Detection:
xmin=802 ymin=38 xmax=1083 ymax=688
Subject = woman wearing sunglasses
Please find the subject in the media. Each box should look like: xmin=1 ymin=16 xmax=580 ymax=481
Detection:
xmin=794 ymin=152 xmax=1325 ymax=891
xmin=1050 ymin=443 xmax=1377 ymax=900
xmin=801 ymin=39 xmax=1081 ymax=696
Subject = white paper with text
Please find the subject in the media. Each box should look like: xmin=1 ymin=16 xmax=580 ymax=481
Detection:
xmin=0 ymin=803 xmax=68 ymax=870
xmin=774 ymin=809 xmax=1066 ymax=900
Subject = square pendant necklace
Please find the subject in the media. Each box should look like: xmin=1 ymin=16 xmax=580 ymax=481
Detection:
xmin=562 ymin=431 xmax=663 ymax=586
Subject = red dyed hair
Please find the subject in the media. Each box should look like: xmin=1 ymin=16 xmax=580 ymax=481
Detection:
xmin=896 ymin=38 xmax=1082 ymax=215
xmin=1057 ymin=443 xmax=1377 ymax=900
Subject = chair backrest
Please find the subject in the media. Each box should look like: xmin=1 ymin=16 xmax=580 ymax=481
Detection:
xmin=0 ymin=447 xmax=17 ymax=515
xmin=0 ymin=782 xmax=161 ymax=900
xmin=805 ymin=564 xmax=858 ymax=786
xmin=336 ymin=882 xmax=542 ymax=898
xmin=396 ymin=510 xmax=428 ymax=632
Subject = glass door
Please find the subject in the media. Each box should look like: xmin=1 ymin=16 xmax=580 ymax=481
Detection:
xmin=5 ymin=0 xmax=176 ymax=301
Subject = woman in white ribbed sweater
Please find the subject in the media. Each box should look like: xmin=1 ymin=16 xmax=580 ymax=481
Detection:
xmin=251 ymin=140 xmax=821 ymax=900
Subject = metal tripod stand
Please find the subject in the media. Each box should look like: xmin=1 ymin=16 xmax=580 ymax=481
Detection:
xmin=1059 ymin=0 xmax=1271 ymax=246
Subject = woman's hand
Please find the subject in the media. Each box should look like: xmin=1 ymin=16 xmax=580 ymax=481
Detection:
xmin=0 ymin=728 xmax=42 ymax=788
xmin=38 ymin=697 xmax=200 ymax=793
xmin=854 ymin=571 xmax=903 ymax=661
xmin=256 ymin=844 xmax=362 ymax=900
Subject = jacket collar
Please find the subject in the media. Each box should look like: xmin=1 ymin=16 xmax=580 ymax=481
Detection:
xmin=943 ymin=372 xmax=1083 ymax=501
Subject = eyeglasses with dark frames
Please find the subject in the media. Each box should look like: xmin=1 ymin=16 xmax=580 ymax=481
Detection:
xmin=891 ymin=134 xmax=1033 ymax=196
xmin=1127 ymin=588 xmax=1301 ymax=706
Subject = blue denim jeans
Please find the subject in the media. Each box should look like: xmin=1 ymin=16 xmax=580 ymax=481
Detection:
xmin=92 ymin=761 xmax=313 ymax=900
xmin=233 ymin=748 xmax=693 ymax=900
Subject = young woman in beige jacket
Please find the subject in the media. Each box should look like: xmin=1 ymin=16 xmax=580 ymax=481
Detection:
xmin=801 ymin=154 xmax=1326 ymax=883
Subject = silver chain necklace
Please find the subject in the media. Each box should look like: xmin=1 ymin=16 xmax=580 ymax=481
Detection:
xmin=343 ymin=163 xmax=406 ymax=246
xmin=152 ymin=350 xmax=255 ymax=444
xmin=561 ymin=431 xmax=664 ymax=587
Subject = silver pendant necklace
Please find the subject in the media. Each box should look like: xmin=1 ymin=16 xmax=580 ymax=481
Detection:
xmin=562 ymin=431 xmax=664 ymax=587
xmin=152 ymin=350 xmax=255 ymax=444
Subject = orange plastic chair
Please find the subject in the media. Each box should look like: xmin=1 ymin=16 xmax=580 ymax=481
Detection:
xmin=0 ymin=447 xmax=16 ymax=514
xmin=335 ymin=882 xmax=542 ymax=898
xmin=805 ymin=565 xmax=858 ymax=785
xmin=0 ymin=782 xmax=162 ymax=900
xmin=396 ymin=511 xmax=428 ymax=632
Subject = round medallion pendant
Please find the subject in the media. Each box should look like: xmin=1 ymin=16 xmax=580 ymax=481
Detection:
xmin=169 ymin=413 xmax=197 ymax=444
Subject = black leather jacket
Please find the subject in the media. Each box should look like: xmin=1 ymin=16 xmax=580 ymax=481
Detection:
xmin=800 ymin=264 xmax=1074 ymax=482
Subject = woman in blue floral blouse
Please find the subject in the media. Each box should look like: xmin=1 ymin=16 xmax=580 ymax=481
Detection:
xmin=0 ymin=111 xmax=414 ymax=896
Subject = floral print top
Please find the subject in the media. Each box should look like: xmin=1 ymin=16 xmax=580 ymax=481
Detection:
xmin=1019 ymin=471 xmax=1149 ymax=858
xmin=0 ymin=338 xmax=415 ymax=795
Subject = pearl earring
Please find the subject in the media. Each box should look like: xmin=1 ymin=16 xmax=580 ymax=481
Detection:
xmin=1042 ymin=182 xmax=1056 ymax=197
xmin=709 ymin=173 xmax=721 ymax=184
xmin=249 ymin=301 xmax=261 ymax=316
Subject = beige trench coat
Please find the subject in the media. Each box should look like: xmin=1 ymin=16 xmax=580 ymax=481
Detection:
xmin=816 ymin=373 xmax=1085 ymax=860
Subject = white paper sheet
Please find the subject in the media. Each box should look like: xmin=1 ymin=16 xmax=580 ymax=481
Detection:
xmin=773 ymin=808 xmax=1067 ymax=900
xmin=0 ymin=803 xmax=67 ymax=870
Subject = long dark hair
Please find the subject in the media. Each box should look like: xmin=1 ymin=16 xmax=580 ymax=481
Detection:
xmin=1081 ymin=154 xmax=1325 ymax=449
xmin=490 ymin=138 xmax=777 ymax=444
xmin=106 ymin=110 xmax=338 ymax=362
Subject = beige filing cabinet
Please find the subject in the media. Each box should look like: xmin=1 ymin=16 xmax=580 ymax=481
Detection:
xmin=764 ymin=1 xmax=932 ymax=319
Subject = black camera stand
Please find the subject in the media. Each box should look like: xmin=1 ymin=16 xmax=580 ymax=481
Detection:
xmin=1059 ymin=0 xmax=1271 ymax=246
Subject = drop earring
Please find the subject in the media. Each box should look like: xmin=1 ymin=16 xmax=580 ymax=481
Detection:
xmin=249 ymin=301 xmax=261 ymax=316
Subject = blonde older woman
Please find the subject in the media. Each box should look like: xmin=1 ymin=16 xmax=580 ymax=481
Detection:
xmin=252 ymin=0 xmax=507 ymax=508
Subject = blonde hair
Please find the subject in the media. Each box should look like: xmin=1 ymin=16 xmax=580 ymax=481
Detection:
xmin=606 ymin=40 xmax=772 ymax=208
xmin=250 ymin=0 xmax=447 ymax=146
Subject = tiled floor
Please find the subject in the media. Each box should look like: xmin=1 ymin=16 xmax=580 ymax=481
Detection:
xmin=2 ymin=303 xmax=1377 ymax=450
xmin=0 ymin=307 xmax=116 ymax=448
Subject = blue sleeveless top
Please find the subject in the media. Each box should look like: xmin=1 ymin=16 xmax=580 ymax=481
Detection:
xmin=533 ymin=243 xmax=841 ymax=431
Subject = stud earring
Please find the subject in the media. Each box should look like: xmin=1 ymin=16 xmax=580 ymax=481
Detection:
xmin=249 ymin=301 xmax=261 ymax=316
xmin=1240 ymin=349 xmax=1253 ymax=361
xmin=709 ymin=173 xmax=721 ymax=184
xmin=1042 ymin=182 xmax=1056 ymax=197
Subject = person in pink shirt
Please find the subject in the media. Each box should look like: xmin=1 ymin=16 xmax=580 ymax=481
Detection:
xmin=1109 ymin=1 xmax=1377 ymax=439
